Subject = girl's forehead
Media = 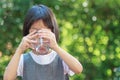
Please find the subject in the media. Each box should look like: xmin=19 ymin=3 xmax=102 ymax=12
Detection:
xmin=31 ymin=20 xmax=47 ymax=29
xmin=29 ymin=20 xmax=51 ymax=32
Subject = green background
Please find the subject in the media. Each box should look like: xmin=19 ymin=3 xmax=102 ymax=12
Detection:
xmin=0 ymin=0 xmax=120 ymax=80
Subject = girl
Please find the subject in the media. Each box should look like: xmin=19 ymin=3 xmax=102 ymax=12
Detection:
xmin=4 ymin=4 xmax=83 ymax=80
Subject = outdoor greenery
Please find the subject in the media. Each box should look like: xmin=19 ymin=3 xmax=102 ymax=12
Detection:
xmin=0 ymin=0 xmax=120 ymax=80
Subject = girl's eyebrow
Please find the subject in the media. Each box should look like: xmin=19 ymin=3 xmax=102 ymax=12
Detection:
xmin=31 ymin=28 xmax=40 ymax=30
xmin=30 ymin=27 xmax=38 ymax=29
xmin=30 ymin=25 xmax=49 ymax=31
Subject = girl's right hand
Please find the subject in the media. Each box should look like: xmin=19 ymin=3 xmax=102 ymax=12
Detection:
xmin=17 ymin=30 xmax=38 ymax=53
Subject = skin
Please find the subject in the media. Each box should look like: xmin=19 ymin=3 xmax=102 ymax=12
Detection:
xmin=4 ymin=20 xmax=83 ymax=80
xmin=29 ymin=20 xmax=51 ymax=55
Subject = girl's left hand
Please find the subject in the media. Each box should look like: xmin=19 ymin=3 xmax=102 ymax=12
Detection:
xmin=38 ymin=29 xmax=58 ymax=50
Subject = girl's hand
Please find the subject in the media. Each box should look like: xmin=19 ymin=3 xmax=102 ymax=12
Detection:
xmin=38 ymin=29 xmax=58 ymax=50
xmin=18 ymin=30 xmax=38 ymax=53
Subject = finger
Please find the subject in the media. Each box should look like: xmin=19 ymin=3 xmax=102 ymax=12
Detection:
xmin=29 ymin=44 xmax=35 ymax=50
xmin=37 ymin=30 xmax=54 ymax=39
xmin=26 ymin=38 xmax=37 ymax=44
xmin=40 ymin=34 xmax=53 ymax=41
xmin=43 ymin=32 xmax=55 ymax=39
xmin=24 ymin=43 xmax=31 ymax=49
xmin=38 ymin=31 xmax=55 ymax=39
xmin=37 ymin=29 xmax=51 ymax=34
xmin=28 ymin=30 xmax=37 ymax=36
xmin=26 ymin=31 xmax=38 ymax=40
xmin=30 ymin=33 xmax=39 ymax=39
xmin=25 ymin=39 xmax=37 ymax=50
xmin=27 ymin=43 xmax=35 ymax=50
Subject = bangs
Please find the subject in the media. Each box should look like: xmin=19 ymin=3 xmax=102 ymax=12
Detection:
xmin=23 ymin=4 xmax=59 ymax=42
xmin=26 ymin=5 xmax=49 ymax=27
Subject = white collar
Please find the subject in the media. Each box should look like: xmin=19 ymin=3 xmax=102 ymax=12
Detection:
xmin=29 ymin=50 xmax=57 ymax=65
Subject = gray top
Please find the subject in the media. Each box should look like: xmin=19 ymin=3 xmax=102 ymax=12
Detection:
xmin=22 ymin=53 xmax=66 ymax=80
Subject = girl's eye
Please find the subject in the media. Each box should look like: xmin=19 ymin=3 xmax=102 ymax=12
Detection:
xmin=29 ymin=28 xmax=37 ymax=33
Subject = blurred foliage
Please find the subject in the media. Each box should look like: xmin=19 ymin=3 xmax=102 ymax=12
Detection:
xmin=114 ymin=67 xmax=120 ymax=80
xmin=0 ymin=0 xmax=120 ymax=80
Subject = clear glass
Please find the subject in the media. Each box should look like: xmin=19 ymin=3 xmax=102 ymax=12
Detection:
xmin=32 ymin=37 xmax=50 ymax=54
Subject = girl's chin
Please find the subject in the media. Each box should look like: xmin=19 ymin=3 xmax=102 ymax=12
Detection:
xmin=37 ymin=51 xmax=48 ymax=55
xmin=32 ymin=49 xmax=50 ymax=55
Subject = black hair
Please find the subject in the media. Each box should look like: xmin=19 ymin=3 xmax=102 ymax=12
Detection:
xmin=23 ymin=4 xmax=59 ymax=42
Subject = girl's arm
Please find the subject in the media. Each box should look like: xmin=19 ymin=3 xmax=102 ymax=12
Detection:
xmin=3 ymin=48 xmax=23 ymax=80
xmin=39 ymin=29 xmax=83 ymax=74
xmin=4 ymin=31 xmax=37 ymax=80
xmin=54 ymin=46 xmax=83 ymax=74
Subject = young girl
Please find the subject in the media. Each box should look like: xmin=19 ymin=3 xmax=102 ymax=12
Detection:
xmin=4 ymin=4 xmax=83 ymax=80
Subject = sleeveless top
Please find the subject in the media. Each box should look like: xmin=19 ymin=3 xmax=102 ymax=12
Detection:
xmin=22 ymin=53 xmax=66 ymax=80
